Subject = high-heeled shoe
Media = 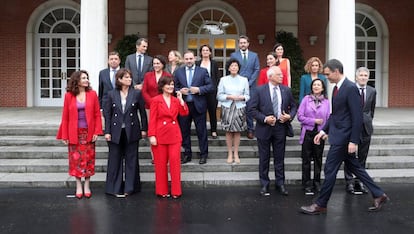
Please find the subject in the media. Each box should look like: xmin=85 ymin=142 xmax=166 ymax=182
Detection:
xmin=211 ymin=132 xmax=218 ymax=139
xmin=234 ymin=157 xmax=241 ymax=164
xmin=172 ymin=195 xmax=181 ymax=199
xmin=75 ymin=193 xmax=83 ymax=199
xmin=84 ymin=192 xmax=92 ymax=198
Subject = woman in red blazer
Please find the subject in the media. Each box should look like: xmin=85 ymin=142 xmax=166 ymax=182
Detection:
xmin=142 ymin=55 xmax=172 ymax=109
xmin=57 ymin=70 xmax=103 ymax=199
xmin=148 ymin=76 xmax=188 ymax=199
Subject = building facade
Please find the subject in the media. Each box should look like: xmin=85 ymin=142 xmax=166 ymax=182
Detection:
xmin=1 ymin=0 xmax=413 ymax=107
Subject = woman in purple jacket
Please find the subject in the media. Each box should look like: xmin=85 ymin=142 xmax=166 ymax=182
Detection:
xmin=297 ymin=78 xmax=330 ymax=195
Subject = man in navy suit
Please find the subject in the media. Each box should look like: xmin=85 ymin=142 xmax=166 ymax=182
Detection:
xmin=125 ymin=38 xmax=153 ymax=90
xmin=300 ymin=59 xmax=389 ymax=215
xmin=344 ymin=67 xmax=377 ymax=194
xmin=231 ymin=35 xmax=260 ymax=139
xmin=174 ymin=50 xmax=213 ymax=164
xmin=99 ymin=51 xmax=121 ymax=110
xmin=248 ymin=66 xmax=297 ymax=196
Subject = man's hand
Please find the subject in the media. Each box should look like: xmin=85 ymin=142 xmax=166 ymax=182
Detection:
xmin=265 ymin=115 xmax=277 ymax=126
xmin=314 ymin=132 xmax=327 ymax=145
xmin=134 ymin=84 xmax=143 ymax=90
xmin=348 ymin=142 xmax=357 ymax=154
xmin=279 ymin=111 xmax=291 ymax=123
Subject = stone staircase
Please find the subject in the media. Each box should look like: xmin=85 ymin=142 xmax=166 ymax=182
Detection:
xmin=1 ymin=122 xmax=414 ymax=188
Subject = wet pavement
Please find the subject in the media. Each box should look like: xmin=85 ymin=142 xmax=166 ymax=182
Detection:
xmin=1 ymin=184 xmax=413 ymax=234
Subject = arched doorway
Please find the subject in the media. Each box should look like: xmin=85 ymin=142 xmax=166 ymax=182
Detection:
xmin=34 ymin=7 xmax=80 ymax=106
xmin=178 ymin=1 xmax=245 ymax=77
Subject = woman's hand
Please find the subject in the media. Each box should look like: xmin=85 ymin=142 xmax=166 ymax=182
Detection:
xmin=62 ymin=140 xmax=69 ymax=145
xmin=92 ymin=134 xmax=98 ymax=142
xmin=149 ymin=136 xmax=157 ymax=146
xmin=105 ymin=134 xmax=111 ymax=141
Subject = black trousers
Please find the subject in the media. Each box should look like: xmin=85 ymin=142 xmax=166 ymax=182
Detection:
xmin=105 ymin=128 xmax=141 ymax=195
xmin=301 ymin=130 xmax=324 ymax=187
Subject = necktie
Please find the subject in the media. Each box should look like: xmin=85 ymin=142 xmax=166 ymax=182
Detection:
xmin=242 ymin=52 xmax=247 ymax=64
xmin=187 ymin=67 xmax=193 ymax=102
xmin=137 ymin=55 xmax=142 ymax=73
xmin=333 ymin=85 xmax=338 ymax=98
xmin=111 ymin=69 xmax=116 ymax=87
xmin=272 ymin=86 xmax=279 ymax=118
xmin=360 ymin=87 xmax=365 ymax=106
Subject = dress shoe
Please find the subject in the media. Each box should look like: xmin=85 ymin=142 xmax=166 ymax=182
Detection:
xmin=369 ymin=194 xmax=390 ymax=212
xmin=181 ymin=155 xmax=192 ymax=164
xmin=346 ymin=183 xmax=355 ymax=194
xmin=304 ymin=187 xmax=314 ymax=196
xmin=276 ymin=185 xmax=289 ymax=196
xmin=300 ymin=203 xmax=327 ymax=215
xmin=260 ymin=186 xmax=270 ymax=196
xmin=246 ymin=131 xmax=254 ymax=139
xmin=199 ymin=157 xmax=207 ymax=164
xmin=84 ymin=192 xmax=92 ymax=198
xmin=75 ymin=193 xmax=83 ymax=199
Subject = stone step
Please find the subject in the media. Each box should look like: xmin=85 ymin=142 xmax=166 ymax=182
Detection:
xmin=2 ymin=124 xmax=414 ymax=136
xmin=1 ymin=144 xmax=414 ymax=159
xmin=2 ymin=168 xmax=414 ymax=188
xmin=1 ymin=156 xmax=413 ymax=173
xmin=1 ymin=134 xmax=414 ymax=147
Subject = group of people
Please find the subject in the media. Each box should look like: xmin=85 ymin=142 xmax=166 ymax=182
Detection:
xmin=56 ymin=35 xmax=389 ymax=214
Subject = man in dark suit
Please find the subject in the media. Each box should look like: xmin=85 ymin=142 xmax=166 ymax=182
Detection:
xmin=248 ymin=66 xmax=297 ymax=196
xmin=300 ymin=59 xmax=389 ymax=215
xmin=125 ymin=38 xmax=153 ymax=90
xmin=344 ymin=67 xmax=377 ymax=194
xmin=174 ymin=50 xmax=213 ymax=164
xmin=99 ymin=51 xmax=121 ymax=110
xmin=230 ymin=35 xmax=260 ymax=139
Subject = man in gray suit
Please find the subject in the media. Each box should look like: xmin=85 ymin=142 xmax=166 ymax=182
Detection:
xmin=125 ymin=38 xmax=153 ymax=90
xmin=344 ymin=67 xmax=377 ymax=194
xmin=230 ymin=35 xmax=260 ymax=139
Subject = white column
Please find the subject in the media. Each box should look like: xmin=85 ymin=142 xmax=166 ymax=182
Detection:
xmin=80 ymin=0 xmax=108 ymax=91
xmin=328 ymin=0 xmax=355 ymax=80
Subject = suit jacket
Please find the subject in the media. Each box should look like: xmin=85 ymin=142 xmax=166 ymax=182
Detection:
xmin=98 ymin=68 xmax=115 ymax=109
xmin=248 ymin=83 xmax=297 ymax=139
xmin=195 ymin=59 xmax=220 ymax=91
xmin=173 ymin=66 xmax=214 ymax=113
xmin=57 ymin=90 xmax=103 ymax=144
xmin=324 ymin=78 xmax=363 ymax=145
xmin=103 ymin=88 xmax=148 ymax=144
xmin=148 ymin=95 xmax=189 ymax=144
xmin=142 ymin=71 xmax=172 ymax=109
xmin=125 ymin=53 xmax=153 ymax=86
xmin=361 ymin=85 xmax=376 ymax=136
xmin=230 ymin=50 xmax=260 ymax=88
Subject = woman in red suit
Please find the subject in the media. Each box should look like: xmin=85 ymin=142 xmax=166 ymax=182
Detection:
xmin=148 ymin=76 xmax=188 ymax=199
xmin=57 ymin=70 xmax=103 ymax=199
xmin=257 ymin=52 xmax=278 ymax=86
xmin=142 ymin=55 xmax=172 ymax=163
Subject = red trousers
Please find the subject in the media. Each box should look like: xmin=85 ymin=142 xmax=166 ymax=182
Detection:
xmin=152 ymin=142 xmax=182 ymax=196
